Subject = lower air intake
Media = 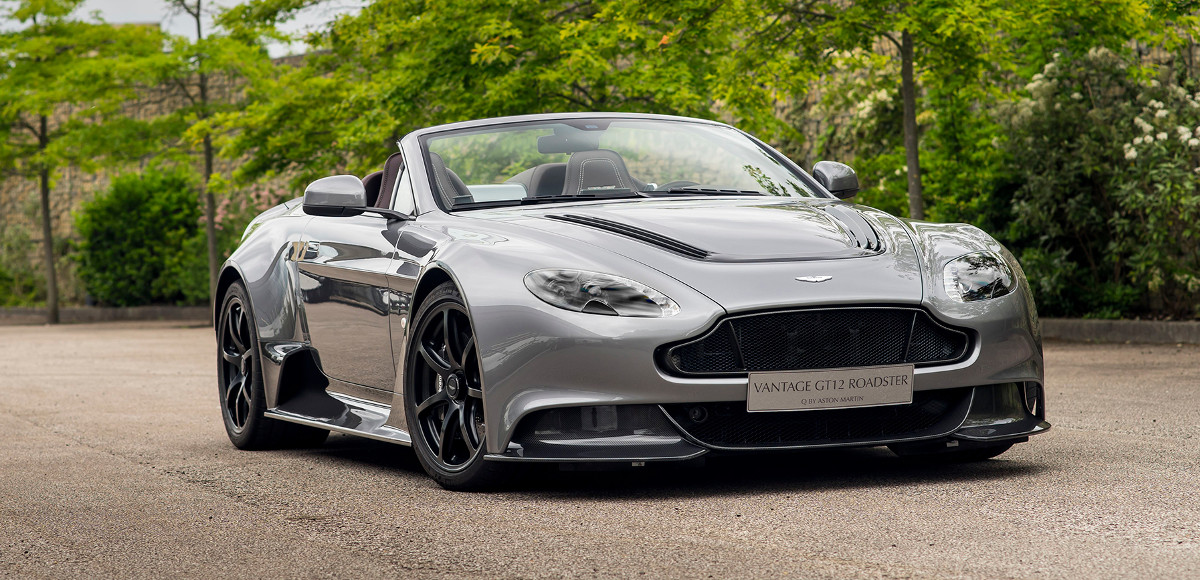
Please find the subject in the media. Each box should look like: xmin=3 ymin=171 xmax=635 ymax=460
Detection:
xmin=661 ymin=388 xmax=973 ymax=449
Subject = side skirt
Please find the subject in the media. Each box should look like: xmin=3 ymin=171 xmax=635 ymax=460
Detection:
xmin=267 ymin=392 xmax=411 ymax=446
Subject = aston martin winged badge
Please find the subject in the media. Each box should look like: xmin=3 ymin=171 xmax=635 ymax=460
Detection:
xmin=795 ymin=275 xmax=834 ymax=283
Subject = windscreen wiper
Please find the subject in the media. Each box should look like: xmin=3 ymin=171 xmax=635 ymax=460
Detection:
xmin=655 ymin=187 xmax=765 ymax=195
xmin=449 ymin=191 xmax=647 ymax=211
xmin=570 ymin=188 xmax=651 ymax=199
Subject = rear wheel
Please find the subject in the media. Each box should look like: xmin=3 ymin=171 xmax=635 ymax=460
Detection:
xmin=218 ymin=281 xmax=328 ymax=449
xmin=404 ymin=282 xmax=509 ymax=490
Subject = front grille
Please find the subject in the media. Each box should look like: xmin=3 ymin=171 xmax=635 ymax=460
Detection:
xmin=661 ymin=307 xmax=970 ymax=377
xmin=662 ymin=388 xmax=972 ymax=449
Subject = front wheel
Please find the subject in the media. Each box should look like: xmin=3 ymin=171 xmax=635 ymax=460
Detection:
xmin=218 ymin=281 xmax=328 ymax=449
xmin=404 ymin=282 xmax=509 ymax=490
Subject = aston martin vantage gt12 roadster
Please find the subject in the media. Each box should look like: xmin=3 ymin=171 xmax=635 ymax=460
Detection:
xmin=214 ymin=113 xmax=1049 ymax=489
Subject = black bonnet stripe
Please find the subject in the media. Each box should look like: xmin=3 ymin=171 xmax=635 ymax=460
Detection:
xmin=545 ymin=214 xmax=712 ymax=259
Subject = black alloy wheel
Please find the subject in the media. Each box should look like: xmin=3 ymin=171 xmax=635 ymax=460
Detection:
xmin=220 ymin=298 xmax=254 ymax=434
xmin=405 ymin=282 xmax=508 ymax=490
xmin=412 ymin=296 xmax=485 ymax=468
xmin=217 ymin=281 xmax=328 ymax=449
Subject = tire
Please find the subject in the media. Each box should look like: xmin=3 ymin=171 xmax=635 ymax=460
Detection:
xmin=404 ymin=282 xmax=510 ymax=491
xmin=218 ymin=281 xmax=329 ymax=449
xmin=888 ymin=442 xmax=1013 ymax=463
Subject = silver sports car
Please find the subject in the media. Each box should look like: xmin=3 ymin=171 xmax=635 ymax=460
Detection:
xmin=215 ymin=113 xmax=1049 ymax=489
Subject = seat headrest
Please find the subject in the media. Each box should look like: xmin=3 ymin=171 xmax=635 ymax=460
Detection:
xmin=376 ymin=152 xmax=405 ymax=209
xmin=429 ymin=152 xmax=473 ymax=206
xmin=561 ymin=149 xmax=634 ymax=196
xmin=361 ymin=171 xmax=384 ymax=207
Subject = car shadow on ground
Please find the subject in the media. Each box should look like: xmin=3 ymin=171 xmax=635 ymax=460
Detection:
xmin=300 ymin=434 xmax=1052 ymax=499
xmin=299 ymin=433 xmax=427 ymax=473
xmin=513 ymin=449 xmax=1052 ymax=501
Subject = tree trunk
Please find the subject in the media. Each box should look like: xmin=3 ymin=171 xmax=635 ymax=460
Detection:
xmin=203 ymin=134 xmax=218 ymax=297
xmin=900 ymin=29 xmax=925 ymax=220
xmin=38 ymin=117 xmax=59 ymax=324
xmin=193 ymin=1 xmax=220 ymax=304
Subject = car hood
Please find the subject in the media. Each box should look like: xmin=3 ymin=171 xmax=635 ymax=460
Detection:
xmin=518 ymin=198 xmax=881 ymax=263
xmin=453 ymin=197 xmax=926 ymax=312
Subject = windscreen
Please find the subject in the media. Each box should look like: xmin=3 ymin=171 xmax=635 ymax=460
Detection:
xmin=422 ymin=119 xmax=818 ymax=210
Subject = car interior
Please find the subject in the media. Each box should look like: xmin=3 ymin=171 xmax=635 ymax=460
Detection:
xmin=365 ymin=147 xmax=655 ymax=210
xmin=372 ymin=123 xmax=783 ymax=210
xmin=415 ymin=125 xmax=675 ymax=209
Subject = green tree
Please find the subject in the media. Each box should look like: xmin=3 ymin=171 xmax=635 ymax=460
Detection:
xmin=214 ymin=0 xmax=801 ymax=186
xmin=149 ymin=0 xmax=274 ymax=300
xmin=745 ymin=0 xmax=1016 ymax=220
xmin=0 ymin=221 xmax=42 ymax=307
xmin=0 ymin=0 xmax=165 ymax=322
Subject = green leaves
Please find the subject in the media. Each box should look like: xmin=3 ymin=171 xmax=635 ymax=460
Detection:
xmin=217 ymin=0 xmax=803 ymax=187
xmin=3 ymin=0 xmax=1196 ymax=317
xmin=1005 ymin=49 xmax=1200 ymax=318
xmin=73 ymin=168 xmax=206 ymax=306
xmin=0 ymin=1 xmax=167 ymax=176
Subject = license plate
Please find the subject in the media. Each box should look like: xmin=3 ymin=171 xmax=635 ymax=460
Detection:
xmin=746 ymin=364 xmax=914 ymax=412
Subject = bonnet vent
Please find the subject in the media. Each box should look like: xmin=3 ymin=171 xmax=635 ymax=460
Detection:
xmin=545 ymin=214 xmax=712 ymax=260
xmin=823 ymin=205 xmax=882 ymax=251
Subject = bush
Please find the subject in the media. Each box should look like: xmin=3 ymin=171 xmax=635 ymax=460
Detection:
xmin=1003 ymin=49 xmax=1200 ymax=319
xmin=74 ymin=168 xmax=210 ymax=306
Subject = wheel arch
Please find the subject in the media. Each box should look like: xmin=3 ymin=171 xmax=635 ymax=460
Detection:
xmin=410 ymin=265 xmax=456 ymax=321
xmin=385 ymin=262 xmax=470 ymax=433
xmin=214 ymin=263 xmax=246 ymax=331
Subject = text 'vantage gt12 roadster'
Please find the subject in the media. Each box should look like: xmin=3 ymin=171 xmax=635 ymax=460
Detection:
xmin=214 ymin=113 xmax=1049 ymax=490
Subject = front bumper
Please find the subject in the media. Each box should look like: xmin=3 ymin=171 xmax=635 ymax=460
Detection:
xmin=487 ymin=382 xmax=1049 ymax=462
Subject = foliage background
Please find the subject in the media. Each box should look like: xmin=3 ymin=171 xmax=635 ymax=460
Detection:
xmin=2 ymin=0 xmax=1199 ymax=319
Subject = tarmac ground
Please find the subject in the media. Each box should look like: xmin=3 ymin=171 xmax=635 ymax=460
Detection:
xmin=0 ymin=321 xmax=1197 ymax=579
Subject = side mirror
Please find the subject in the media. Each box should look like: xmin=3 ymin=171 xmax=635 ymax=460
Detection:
xmin=303 ymin=175 xmax=367 ymax=217
xmin=813 ymin=161 xmax=859 ymax=199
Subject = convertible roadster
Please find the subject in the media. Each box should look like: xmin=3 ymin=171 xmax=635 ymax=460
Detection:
xmin=215 ymin=113 xmax=1049 ymax=489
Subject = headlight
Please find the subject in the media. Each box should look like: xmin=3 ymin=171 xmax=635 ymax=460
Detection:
xmin=942 ymin=252 xmax=1014 ymax=302
xmin=523 ymin=269 xmax=680 ymax=317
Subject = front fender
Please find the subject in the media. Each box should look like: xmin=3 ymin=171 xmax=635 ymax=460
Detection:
xmin=905 ymin=220 xmax=1044 ymax=391
xmin=383 ymin=219 xmax=725 ymax=454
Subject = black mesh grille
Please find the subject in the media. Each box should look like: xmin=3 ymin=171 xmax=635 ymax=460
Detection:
xmin=663 ymin=308 xmax=969 ymax=376
xmin=672 ymin=322 xmax=741 ymax=374
xmin=662 ymin=388 xmax=972 ymax=448
xmin=907 ymin=313 xmax=969 ymax=362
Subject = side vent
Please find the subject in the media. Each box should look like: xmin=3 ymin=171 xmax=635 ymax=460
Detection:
xmin=545 ymin=214 xmax=712 ymax=259
xmin=823 ymin=205 xmax=882 ymax=251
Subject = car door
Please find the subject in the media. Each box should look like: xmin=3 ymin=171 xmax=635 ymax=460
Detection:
xmin=297 ymin=198 xmax=405 ymax=394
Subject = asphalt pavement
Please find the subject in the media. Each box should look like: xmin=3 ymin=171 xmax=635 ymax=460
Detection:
xmin=0 ymin=322 xmax=1197 ymax=579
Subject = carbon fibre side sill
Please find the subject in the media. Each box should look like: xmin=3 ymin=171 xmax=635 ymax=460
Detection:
xmin=266 ymin=392 xmax=411 ymax=446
